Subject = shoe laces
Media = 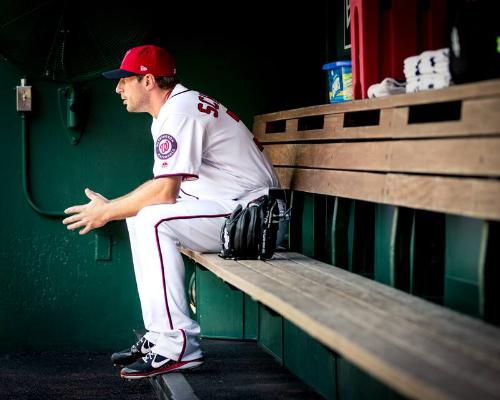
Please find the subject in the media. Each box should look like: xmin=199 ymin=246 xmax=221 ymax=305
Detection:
xmin=134 ymin=337 xmax=153 ymax=354
xmin=143 ymin=352 xmax=155 ymax=362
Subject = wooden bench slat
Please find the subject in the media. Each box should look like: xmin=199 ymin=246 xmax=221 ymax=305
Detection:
xmin=184 ymin=251 xmax=485 ymax=400
xmin=276 ymin=253 xmax=500 ymax=346
xmin=256 ymin=97 xmax=500 ymax=142
xmin=265 ymin=255 xmax=500 ymax=365
xmin=237 ymin=258 xmax=500 ymax=379
xmin=239 ymin=260 xmax=500 ymax=400
xmin=253 ymin=79 xmax=500 ymax=131
xmin=264 ymin=138 xmax=500 ymax=176
xmin=181 ymin=249 xmax=500 ymax=400
xmin=276 ymin=168 xmax=500 ymax=221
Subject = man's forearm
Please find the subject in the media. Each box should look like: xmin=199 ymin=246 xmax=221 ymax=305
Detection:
xmin=104 ymin=178 xmax=180 ymax=222
xmin=111 ymin=180 xmax=155 ymax=203
xmin=63 ymin=176 xmax=182 ymax=235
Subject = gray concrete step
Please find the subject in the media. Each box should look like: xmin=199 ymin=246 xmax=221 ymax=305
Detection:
xmin=149 ymin=339 xmax=324 ymax=400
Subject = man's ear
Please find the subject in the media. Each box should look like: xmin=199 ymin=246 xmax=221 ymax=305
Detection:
xmin=144 ymin=74 xmax=156 ymax=90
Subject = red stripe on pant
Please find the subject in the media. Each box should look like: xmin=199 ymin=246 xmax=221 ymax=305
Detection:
xmin=178 ymin=329 xmax=187 ymax=361
xmin=154 ymin=213 xmax=230 ymax=330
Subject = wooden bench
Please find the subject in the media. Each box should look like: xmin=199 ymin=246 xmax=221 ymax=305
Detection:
xmin=181 ymin=79 xmax=500 ymax=400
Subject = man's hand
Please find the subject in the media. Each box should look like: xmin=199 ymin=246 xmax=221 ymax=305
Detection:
xmin=63 ymin=188 xmax=110 ymax=235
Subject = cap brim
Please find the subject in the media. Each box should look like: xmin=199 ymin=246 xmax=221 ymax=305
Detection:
xmin=102 ymin=69 xmax=137 ymax=79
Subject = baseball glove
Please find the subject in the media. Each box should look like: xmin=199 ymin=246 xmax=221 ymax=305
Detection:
xmin=219 ymin=194 xmax=287 ymax=260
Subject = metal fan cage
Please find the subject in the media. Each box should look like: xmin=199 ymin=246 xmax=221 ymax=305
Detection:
xmin=0 ymin=1 xmax=151 ymax=82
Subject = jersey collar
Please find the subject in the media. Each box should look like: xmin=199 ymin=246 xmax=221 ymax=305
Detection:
xmin=154 ymin=83 xmax=188 ymax=122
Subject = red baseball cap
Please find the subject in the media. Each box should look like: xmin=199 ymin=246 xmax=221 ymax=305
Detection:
xmin=102 ymin=45 xmax=176 ymax=79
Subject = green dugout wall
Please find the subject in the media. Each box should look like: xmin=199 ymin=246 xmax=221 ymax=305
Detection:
xmin=3 ymin=2 xmax=493 ymax=399
xmin=0 ymin=2 xmax=329 ymax=352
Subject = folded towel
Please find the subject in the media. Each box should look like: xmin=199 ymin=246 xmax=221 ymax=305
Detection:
xmin=404 ymin=48 xmax=450 ymax=79
xmin=404 ymin=62 xmax=450 ymax=77
xmin=406 ymin=73 xmax=452 ymax=93
xmin=403 ymin=48 xmax=449 ymax=68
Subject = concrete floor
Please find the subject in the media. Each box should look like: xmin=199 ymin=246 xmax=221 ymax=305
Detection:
xmin=184 ymin=339 xmax=324 ymax=399
xmin=0 ymin=352 xmax=155 ymax=400
xmin=0 ymin=339 xmax=324 ymax=400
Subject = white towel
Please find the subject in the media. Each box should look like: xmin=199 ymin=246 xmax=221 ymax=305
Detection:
xmin=406 ymin=73 xmax=452 ymax=93
xmin=404 ymin=48 xmax=449 ymax=68
xmin=403 ymin=48 xmax=452 ymax=92
xmin=404 ymin=62 xmax=449 ymax=77
xmin=404 ymin=48 xmax=450 ymax=78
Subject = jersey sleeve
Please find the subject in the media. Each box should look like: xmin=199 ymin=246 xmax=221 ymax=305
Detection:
xmin=153 ymin=113 xmax=204 ymax=180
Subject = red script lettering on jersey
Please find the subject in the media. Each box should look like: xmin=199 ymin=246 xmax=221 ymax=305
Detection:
xmin=197 ymin=94 xmax=240 ymax=122
xmin=198 ymin=95 xmax=219 ymax=117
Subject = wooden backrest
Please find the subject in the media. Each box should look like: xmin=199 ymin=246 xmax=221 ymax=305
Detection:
xmin=253 ymin=79 xmax=500 ymax=221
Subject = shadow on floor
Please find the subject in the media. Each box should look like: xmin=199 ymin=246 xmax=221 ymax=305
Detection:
xmin=0 ymin=352 xmax=155 ymax=400
xmin=0 ymin=339 xmax=325 ymax=399
xmin=182 ymin=339 xmax=325 ymax=399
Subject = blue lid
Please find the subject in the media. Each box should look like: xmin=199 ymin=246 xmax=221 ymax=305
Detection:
xmin=322 ymin=60 xmax=352 ymax=70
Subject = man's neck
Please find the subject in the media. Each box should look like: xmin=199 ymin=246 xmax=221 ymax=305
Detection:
xmin=151 ymin=88 xmax=174 ymax=118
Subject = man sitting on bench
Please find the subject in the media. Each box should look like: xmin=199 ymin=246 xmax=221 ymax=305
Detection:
xmin=62 ymin=44 xmax=278 ymax=379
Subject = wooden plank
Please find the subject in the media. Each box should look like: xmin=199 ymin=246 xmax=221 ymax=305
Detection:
xmin=397 ymin=97 xmax=500 ymax=137
xmin=253 ymin=119 xmax=266 ymax=136
xmin=237 ymin=258 xmax=500 ymax=396
xmin=255 ymin=97 xmax=500 ymax=142
xmin=385 ymin=173 xmax=500 ymax=221
xmin=324 ymin=113 xmax=342 ymax=131
xmin=267 ymin=253 xmax=500 ymax=362
xmin=253 ymin=79 xmax=500 ymax=126
xmin=285 ymin=118 xmax=298 ymax=131
xmin=276 ymin=167 xmax=386 ymax=202
xmin=181 ymin=249 xmax=500 ymax=400
xmin=264 ymin=138 xmax=500 ymax=176
xmin=258 ymin=128 xmax=339 ymax=142
xmin=275 ymin=168 xmax=500 ymax=221
xmin=279 ymin=253 xmax=500 ymax=338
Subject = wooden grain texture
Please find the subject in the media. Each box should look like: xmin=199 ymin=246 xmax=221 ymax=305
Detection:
xmin=275 ymin=168 xmax=386 ymax=203
xmin=252 ymin=79 xmax=500 ymax=132
xmin=275 ymin=168 xmax=500 ymax=221
xmin=254 ymin=97 xmax=500 ymax=142
xmin=180 ymin=249 xmax=500 ymax=400
xmin=237 ymin=257 xmax=500 ymax=396
xmin=273 ymin=252 xmax=500 ymax=348
xmin=264 ymin=138 xmax=500 ymax=176
xmin=267 ymin=254 xmax=500 ymax=364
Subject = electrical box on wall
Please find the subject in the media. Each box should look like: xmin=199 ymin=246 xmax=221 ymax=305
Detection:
xmin=16 ymin=79 xmax=32 ymax=111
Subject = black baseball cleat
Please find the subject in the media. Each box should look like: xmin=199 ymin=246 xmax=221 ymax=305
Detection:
xmin=111 ymin=336 xmax=155 ymax=367
xmin=120 ymin=352 xmax=204 ymax=380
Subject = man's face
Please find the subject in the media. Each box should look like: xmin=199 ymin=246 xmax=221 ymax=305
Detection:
xmin=115 ymin=76 xmax=148 ymax=113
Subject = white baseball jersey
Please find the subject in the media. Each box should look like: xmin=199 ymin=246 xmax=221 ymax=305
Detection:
xmin=151 ymin=83 xmax=278 ymax=200
xmin=127 ymin=84 xmax=280 ymax=364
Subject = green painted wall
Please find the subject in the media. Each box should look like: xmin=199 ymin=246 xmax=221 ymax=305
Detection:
xmin=0 ymin=2 xmax=332 ymax=352
xmin=0 ymin=62 xmax=151 ymax=352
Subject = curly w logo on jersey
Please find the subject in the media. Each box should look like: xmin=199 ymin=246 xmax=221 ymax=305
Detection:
xmin=156 ymin=134 xmax=178 ymax=160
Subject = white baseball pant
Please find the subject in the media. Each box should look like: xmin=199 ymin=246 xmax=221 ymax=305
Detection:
xmin=126 ymin=197 xmax=239 ymax=361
